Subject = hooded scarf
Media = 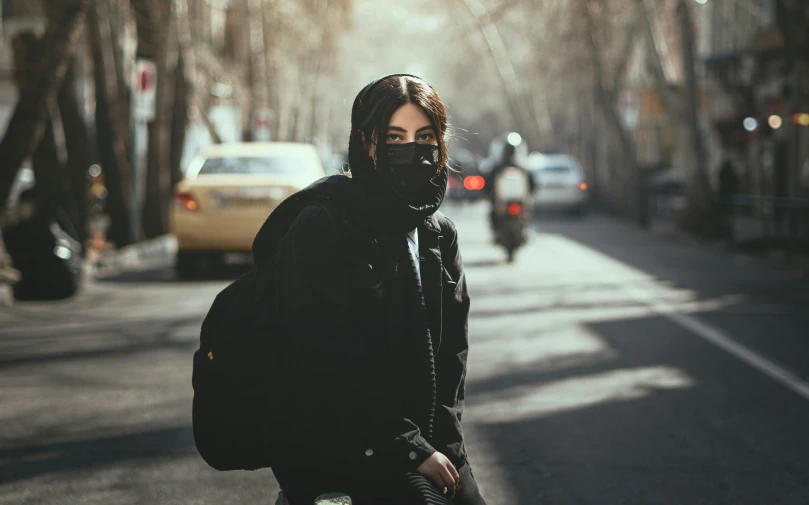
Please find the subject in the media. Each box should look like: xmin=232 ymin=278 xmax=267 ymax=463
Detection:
xmin=344 ymin=74 xmax=449 ymax=234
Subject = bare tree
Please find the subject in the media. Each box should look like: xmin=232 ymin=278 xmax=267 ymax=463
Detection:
xmin=87 ymin=0 xmax=134 ymax=247
xmin=639 ymin=0 xmax=714 ymax=234
xmin=584 ymin=0 xmax=644 ymax=221
xmin=0 ymin=0 xmax=91 ymax=210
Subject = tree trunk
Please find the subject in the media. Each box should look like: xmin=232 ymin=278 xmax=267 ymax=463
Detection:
xmin=677 ymin=0 xmax=714 ymax=235
xmin=0 ymin=0 xmax=90 ymax=210
xmin=248 ymin=0 xmax=269 ymax=139
xmin=57 ymin=59 xmax=90 ymax=246
xmin=31 ymin=105 xmax=65 ymax=214
xmin=141 ymin=1 xmax=180 ymax=238
xmin=171 ymin=53 xmax=189 ymax=188
xmin=775 ymin=0 xmax=809 ymax=68
xmin=583 ymin=0 xmax=641 ymax=222
xmin=6 ymin=31 xmax=81 ymax=239
xmin=88 ymin=0 xmax=133 ymax=247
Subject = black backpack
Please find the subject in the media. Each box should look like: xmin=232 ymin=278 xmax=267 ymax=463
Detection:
xmin=192 ymin=194 xmax=344 ymax=471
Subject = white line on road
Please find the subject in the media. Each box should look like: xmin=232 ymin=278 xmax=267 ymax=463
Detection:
xmin=623 ymin=284 xmax=809 ymax=402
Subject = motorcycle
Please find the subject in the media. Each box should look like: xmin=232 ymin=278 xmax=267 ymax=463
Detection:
xmin=491 ymin=166 xmax=531 ymax=263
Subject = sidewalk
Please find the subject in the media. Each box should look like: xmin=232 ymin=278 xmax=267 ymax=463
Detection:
xmin=88 ymin=234 xmax=177 ymax=279
xmin=648 ymin=215 xmax=809 ymax=278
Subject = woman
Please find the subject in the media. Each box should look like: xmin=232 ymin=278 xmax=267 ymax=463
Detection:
xmin=267 ymin=74 xmax=487 ymax=505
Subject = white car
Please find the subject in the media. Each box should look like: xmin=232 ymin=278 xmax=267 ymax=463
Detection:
xmin=529 ymin=154 xmax=589 ymax=215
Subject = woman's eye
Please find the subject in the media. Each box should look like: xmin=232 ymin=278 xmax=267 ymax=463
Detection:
xmin=386 ymin=134 xmax=401 ymax=142
xmin=418 ymin=133 xmax=435 ymax=142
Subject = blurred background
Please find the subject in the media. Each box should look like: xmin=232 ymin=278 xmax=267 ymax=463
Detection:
xmin=1 ymin=1 xmax=809 ymax=504
xmin=1 ymin=0 xmax=809 ymax=276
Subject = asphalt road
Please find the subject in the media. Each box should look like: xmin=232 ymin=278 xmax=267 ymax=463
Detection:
xmin=1 ymin=203 xmax=808 ymax=505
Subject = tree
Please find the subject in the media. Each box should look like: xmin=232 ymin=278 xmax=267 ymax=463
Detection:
xmin=584 ymin=0 xmax=644 ymax=221
xmin=0 ymin=0 xmax=91 ymax=210
xmin=775 ymin=0 xmax=809 ymax=69
xmin=87 ymin=0 xmax=134 ymax=247
xmin=639 ymin=0 xmax=714 ymax=235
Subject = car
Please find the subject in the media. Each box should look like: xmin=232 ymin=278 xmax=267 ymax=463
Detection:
xmin=529 ymin=153 xmax=589 ymax=215
xmin=447 ymin=147 xmax=486 ymax=202
xmin=170 ymin=142 xmax=326 ymax=276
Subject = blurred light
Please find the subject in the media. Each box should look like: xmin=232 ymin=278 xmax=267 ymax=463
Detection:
xmin=507 ymin=132 xmax=523 ymax=146
xmin=91 ymin=182 xmax=107 ymax=198
xmin=768 ymin=115 xmax=783 ymax=129
xmin=174 ymin=191 xmax=199 ymax=211
xmin=88 ymin=164 xmax=102 ymax=178
xmin=464 ymin=175 xmax=485 ymax=191
xmin=54 ymin=246 xmax=72 ymax=260
xmin=743 ymin=117 xmax=758 ymax=132
xmin=507 ymin=202 xmax=523 ymax=216
xmin=578 ymin=182 xmax=588 ymax=191
xmin=794 ymin=113 xmax=809 ymax=127
xmin=695 ymin=0 xmax=708 ymax=4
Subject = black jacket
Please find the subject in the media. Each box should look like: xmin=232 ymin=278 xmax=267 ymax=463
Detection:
xmin=264 ymin=176 xmax=471 ymax=484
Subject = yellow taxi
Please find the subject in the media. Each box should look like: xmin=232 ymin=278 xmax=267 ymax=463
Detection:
xmin=170 ymin=142 xmax=326 ymax=276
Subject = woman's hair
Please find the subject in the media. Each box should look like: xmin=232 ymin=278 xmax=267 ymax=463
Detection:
xmin=348 ymin=74 xmax=450 ymax=181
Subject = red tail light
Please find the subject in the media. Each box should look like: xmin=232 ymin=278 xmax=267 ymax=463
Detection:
xmin=173 ymin=191 xmax=199 ymax=212
xmin=464 ymin=176 xmax=486 ymax=191
xmin=507 ymin=202 xmax=523 ymax=216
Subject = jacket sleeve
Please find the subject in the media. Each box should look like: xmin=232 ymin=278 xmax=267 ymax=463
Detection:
xmin=274 ymin=205 xmax=436 ymax=471
xmin=433 ymin=216 xmax=471 ymax=467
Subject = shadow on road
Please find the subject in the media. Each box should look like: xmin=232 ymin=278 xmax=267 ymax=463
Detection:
xmin=468 ymin=313 xmax=809 ymax=505
xmin=0 ymin=314 xmax=201 ymax=369
xmin=532 ymin=215 xmax=809 ymax=377
xmin=0 ymin=426 xmax=196 ymax=486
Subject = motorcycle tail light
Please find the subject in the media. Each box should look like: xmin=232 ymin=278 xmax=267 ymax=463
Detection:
xmin=507 ymin=202 xmax=522 ymax=216
xmin=174 ymin=191 xmax=199 ymax=212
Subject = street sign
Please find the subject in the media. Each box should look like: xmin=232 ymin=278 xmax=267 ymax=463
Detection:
xmin=252 ymin=107 xmax=273 ymax=141
xmin=133 ymin=59 xmax=157 ymax=122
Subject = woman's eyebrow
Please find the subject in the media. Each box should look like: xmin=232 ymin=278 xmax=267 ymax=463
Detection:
xmin=387 ymin=125 xmax=435 ymax=133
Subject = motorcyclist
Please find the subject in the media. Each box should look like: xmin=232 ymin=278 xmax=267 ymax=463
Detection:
xmin=485 ymin=136 xmax=535 ymax=231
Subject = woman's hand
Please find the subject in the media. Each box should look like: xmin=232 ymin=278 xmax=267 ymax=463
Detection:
xmin=416 ymin=451 xmax=459 ymax=496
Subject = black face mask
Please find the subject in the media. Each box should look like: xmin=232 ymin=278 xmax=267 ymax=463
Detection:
xmin=376 ymin=143 xmax=441 ymax=199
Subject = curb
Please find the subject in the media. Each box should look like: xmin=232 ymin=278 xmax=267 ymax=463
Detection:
xmin=89 ymin=235 xmax=178 ymax=279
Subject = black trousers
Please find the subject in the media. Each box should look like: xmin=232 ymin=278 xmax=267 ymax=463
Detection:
xmin=276 ymin=462 xmax=487 ymax=505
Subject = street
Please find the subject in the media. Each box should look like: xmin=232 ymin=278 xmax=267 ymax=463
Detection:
xmin=2 ymin=203 xmax=808 ymax=505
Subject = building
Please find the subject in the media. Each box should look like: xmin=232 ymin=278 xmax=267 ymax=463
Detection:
xmin=703 ymin=0 xmax=809 ymax=241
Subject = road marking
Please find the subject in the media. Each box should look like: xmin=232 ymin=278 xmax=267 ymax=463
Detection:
xmin=623 ymin=284 xmax=809 ymax=402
